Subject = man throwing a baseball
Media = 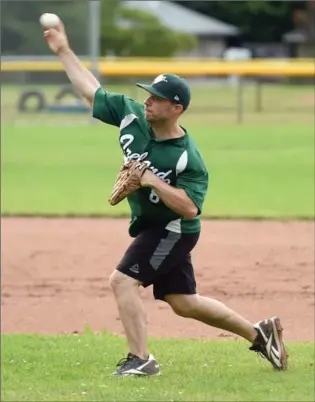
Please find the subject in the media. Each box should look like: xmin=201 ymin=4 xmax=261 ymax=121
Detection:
xmin=43 ymin=20 xmax=287 ymax=376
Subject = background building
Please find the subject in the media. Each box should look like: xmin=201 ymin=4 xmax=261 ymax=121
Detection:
xmin=123 ymin=0 xmax=239 ymax=58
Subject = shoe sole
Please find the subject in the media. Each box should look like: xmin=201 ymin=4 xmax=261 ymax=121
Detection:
xmin=113 ymin=371 xmax=161 ymax=377
xmin=271 ymin=316 xmax=288 ymax=371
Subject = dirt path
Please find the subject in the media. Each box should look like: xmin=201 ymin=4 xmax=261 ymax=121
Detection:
xmin=2 ymin=218 xmax=314 ymax=341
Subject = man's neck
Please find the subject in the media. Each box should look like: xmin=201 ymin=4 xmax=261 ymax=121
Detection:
xmin=150 ymin=121 xmax=185 ymax=139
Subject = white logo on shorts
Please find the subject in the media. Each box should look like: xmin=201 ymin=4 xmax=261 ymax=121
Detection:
xmin=130 ymin=264 xmax=139 ymax=274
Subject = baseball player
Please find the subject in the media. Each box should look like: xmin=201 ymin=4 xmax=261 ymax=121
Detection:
xmin=43 ymin=21 xmax=288 ymax=376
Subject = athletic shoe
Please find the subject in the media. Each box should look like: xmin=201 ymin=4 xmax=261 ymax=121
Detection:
xmin=113 ymin=352 xmax=160 ymax=376
xmin=249 ymin=316 xmax=288 ymax=370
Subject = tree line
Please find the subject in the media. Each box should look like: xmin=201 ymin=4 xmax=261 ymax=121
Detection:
xmin=174 ymin=1 xmax=313 ymax=43
xmin=1 ymin=0 xmax=312 ymax=57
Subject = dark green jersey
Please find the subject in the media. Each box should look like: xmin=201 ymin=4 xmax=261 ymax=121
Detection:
xmin=93 ymin=88 xmax=209 ymax=237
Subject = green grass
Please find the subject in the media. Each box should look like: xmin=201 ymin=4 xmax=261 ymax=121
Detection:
xmin=2 ymin=83 xmax=314 ymax=112
xmin=2 ymin=83 xmax=314 ymax=126
xmin=2 ymin=333 xmax=314 ymax=402
xmin=2 ymin=123 xmax=314 ymax=218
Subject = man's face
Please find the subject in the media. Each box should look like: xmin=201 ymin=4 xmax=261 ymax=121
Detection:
xmin=144 ymin=93 xmax=182 ymax=122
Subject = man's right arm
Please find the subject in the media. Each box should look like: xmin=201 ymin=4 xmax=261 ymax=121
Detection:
xmin=58 ymin=48 xmax=100 ymax=106
xmin=57 ymin=48 xmax=128 ymax=127
xmin=44 ymin=22 xmax=137 ymax=127
xmin=44 ymin=22 xmax=100 ymax=106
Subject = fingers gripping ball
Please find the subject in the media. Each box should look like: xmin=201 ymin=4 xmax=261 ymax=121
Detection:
xmin=109 ymin=160 xmax=148 ymax=206
xmin=39 ymin=13 xmax=60 ymax=29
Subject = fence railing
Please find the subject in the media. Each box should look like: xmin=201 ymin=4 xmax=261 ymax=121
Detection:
xmin=2 ymin=58 xmax=314 ymax=125
xmin=2 ymin=58 xmax=315 ymax=77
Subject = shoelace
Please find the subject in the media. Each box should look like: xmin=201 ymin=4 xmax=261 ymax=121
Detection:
xmin=249 ymin=342 xmax=267 ymax=360
xmin=116 ymin=353 xmax=134 ymax=368
xmin=256 ymin=351 xmax=267 ymax=360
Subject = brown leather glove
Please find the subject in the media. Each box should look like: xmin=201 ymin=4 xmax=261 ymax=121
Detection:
xmin=109 ymin=160 xmax=148 ymax=206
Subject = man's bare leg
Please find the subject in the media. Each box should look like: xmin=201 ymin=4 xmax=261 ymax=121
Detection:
xmin=165 ymin=294 xmax=257 ymax=342
xmin=165 ymin=294 xmax=288 ymax=371
xmin=109 ymin=270 xmax=148 ymax=359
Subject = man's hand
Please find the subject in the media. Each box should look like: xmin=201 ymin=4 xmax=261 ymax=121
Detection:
xmin=109 ymin=160 xmax=149 ymax=206
xmin=41 ymin=20 xmax=100 ymax=106
xmin=43 ymin=21 xmax=70 ymax=55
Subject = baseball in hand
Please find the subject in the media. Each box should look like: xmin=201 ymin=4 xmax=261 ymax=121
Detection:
xmin=39 ymin=13 xmax=60 ymax=29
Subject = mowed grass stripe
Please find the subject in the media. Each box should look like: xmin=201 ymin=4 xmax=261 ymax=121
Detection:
xmin=2 ymin=123 xmax=314 ymax=218
xmin=1 ymin=333 xmax=314 ymax=401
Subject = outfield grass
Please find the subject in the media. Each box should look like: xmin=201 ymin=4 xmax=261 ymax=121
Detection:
xmin=2 ymin=83 xmax=314 ymax=113
xmin=2 ymin=333 xmax=314 ymax=402
xmin=2 ymin=83 xmax=314 ymax=126
xmin=2 ymin=123 xmax=314 ymax=218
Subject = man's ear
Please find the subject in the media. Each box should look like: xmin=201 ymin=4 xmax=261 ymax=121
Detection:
xmin=174 ymin=104 xmax=184 ymax=115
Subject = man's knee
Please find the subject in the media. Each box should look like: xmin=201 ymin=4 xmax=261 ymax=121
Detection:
xmin=165 ymin=294 xmax=199 ymax=318
xmin=109 ymin=270 xmax=139 ymax=294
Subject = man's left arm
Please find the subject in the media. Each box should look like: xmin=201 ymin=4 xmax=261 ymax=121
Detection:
xmin=141 ymin=165 xmax=208 ymax=219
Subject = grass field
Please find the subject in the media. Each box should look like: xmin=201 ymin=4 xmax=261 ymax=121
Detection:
xmin=2 ymin=333 xmax=315 ymax=402
xmin=2 ymin=82 xmax=314 ymax=401
xmin=2 ymin=83 xmax=314 ymax=126
xmin=2 ymin=122 xmax=314 ymax=218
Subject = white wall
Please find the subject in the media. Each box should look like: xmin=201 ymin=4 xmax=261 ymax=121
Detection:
xmin=177 ymin=37 xmax=226 ymax=58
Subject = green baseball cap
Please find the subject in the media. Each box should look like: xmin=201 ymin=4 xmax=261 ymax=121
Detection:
xmin=136 ymin=73 xmax=191 ymax=110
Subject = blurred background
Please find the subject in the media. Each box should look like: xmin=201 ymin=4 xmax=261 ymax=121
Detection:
xmin=1 ymin=0 xmax=314 ymax=125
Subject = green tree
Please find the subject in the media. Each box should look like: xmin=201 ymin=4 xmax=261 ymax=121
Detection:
xmin=174 ymin=0 xmax=305 ymax=43
xmin=1 ymin=0 xmax=196 ymax=57
xmin=1 ymin=0 xmax=89 ymax=55
xmin=100 ymin=0 xmax=197 ymax=57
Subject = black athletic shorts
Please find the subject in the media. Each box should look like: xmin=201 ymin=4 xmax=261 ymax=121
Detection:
xmin=116 ymin=227 xmax=200 ymax=301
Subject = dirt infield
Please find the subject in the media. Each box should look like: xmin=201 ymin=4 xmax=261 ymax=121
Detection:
xmin=2 ymin=218 xmax=314 ymax=341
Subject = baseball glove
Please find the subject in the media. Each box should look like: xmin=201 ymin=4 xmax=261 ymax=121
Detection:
xmin=109 ymin=160 xmax=148 ymax=206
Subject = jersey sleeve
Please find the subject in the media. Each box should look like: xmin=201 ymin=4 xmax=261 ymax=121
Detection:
xmin=92 ymin=87 xmax=142 ymax=127
xmin=176 ymin=151 xmax=209 ymax=215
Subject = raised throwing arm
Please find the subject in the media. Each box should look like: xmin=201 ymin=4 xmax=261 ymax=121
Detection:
xmin=43 ymin=21 xmax=100 ymax=106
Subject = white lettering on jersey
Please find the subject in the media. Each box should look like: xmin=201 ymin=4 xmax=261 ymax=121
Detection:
xmin=119 ymin=132 xmax=175 ymax=204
